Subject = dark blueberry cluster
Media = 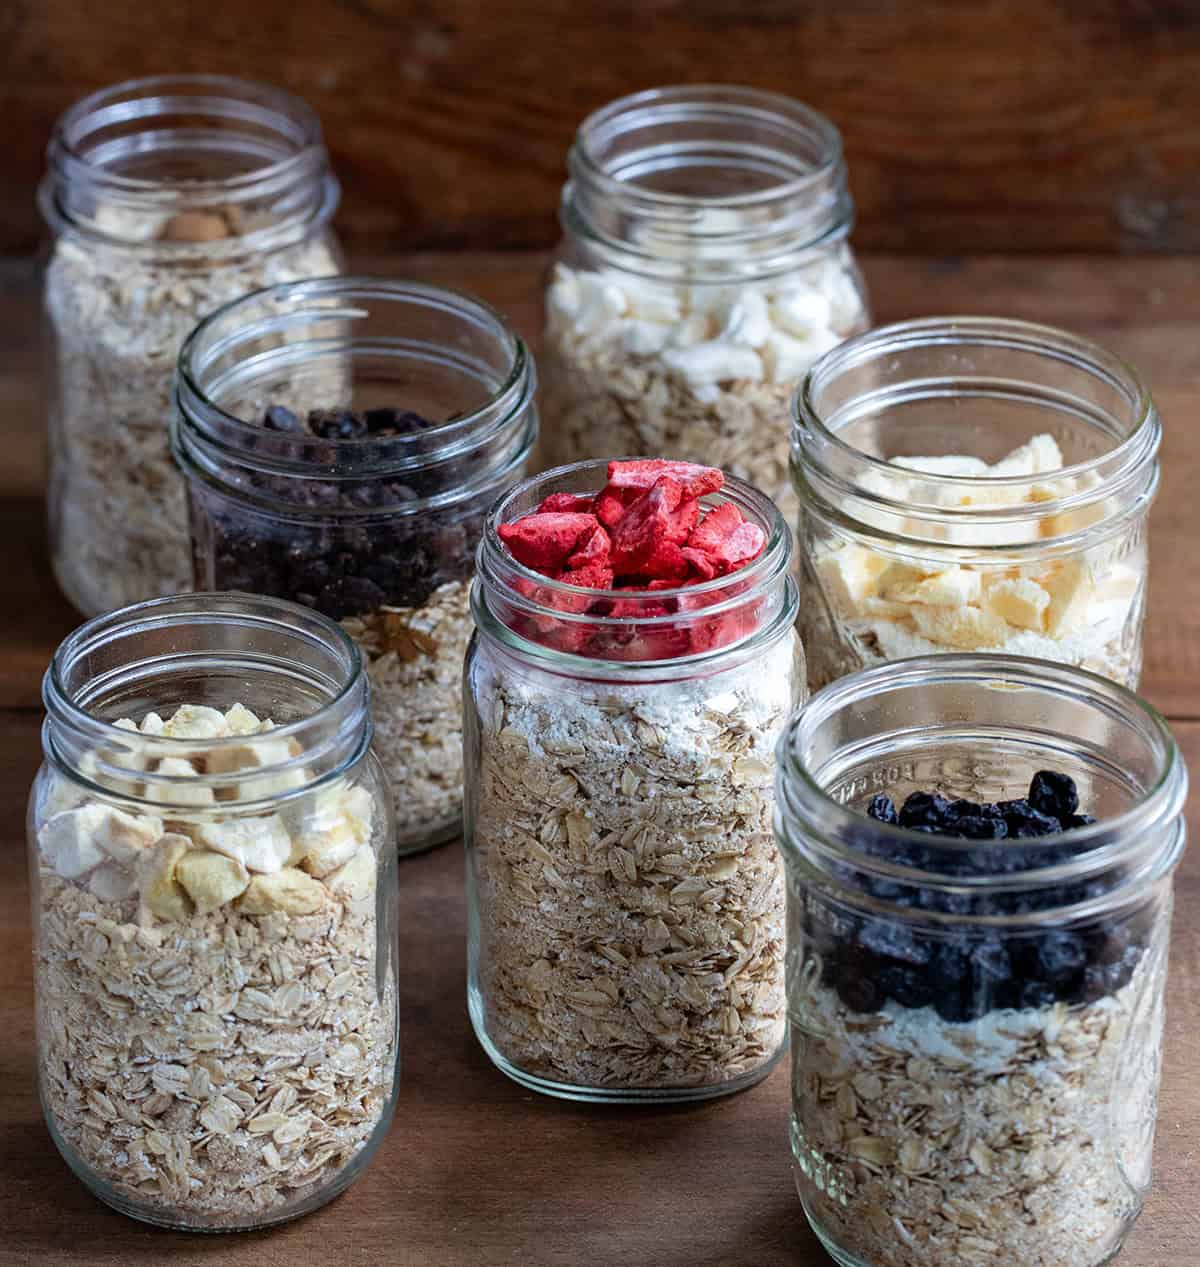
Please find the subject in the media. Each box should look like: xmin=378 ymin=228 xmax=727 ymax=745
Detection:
xmin=199 ymin=405 xmax=478 ymax=621
xmin=811 ymin=771 xmax=1148 ymax=1024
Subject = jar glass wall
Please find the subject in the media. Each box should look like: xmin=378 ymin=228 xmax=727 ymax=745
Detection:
xmin=791 ymin=317 xmax=1161 ymax=692
xmin=465 ymin=459 xmax=803 ymax=1102
xmin=30 ymin=593 xmax=399 ymax=1230
xmin=41 ymin=74 xmax=343 ymax=616
xmin=174 ymin=277 xmax=537 ymax=853
xmin=540 ymin=86 xmax=869 ymax=519
xmin=775 ymin=655 xmax=1187 ymax=1267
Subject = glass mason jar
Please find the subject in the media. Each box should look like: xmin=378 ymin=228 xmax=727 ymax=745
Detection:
xmin=776 ymin=655 xmax=1188 ymax=1267
xmin=40 ymin=74 xmax=343 ymax=617
xmin=464 ymin=459 xmax=803 ymax=1101
xmin=29 ymin=593 xmax=399 ymax=1230
xmin=174 ymin=277 xmax=537 ymax=854
xmin=540 ymin=85 xmax=870 ymax=520
xmin=792 ymin=317 xmax=1161 ymax=693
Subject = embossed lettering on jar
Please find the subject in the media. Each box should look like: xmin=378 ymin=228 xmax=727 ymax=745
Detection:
xmin=541 ymin=86 xmax=869 ymax=518
xmin=774 ymin=656 xmax=1187 ymax=1267
xmin=40 ymin=75 xmax=343 ymax=616
xmin=174 ymin=277 xmax=537 ymax=854
xmin=791 ymin=317 xmax=1161 ymax=692
xmin=464 ymin=459 xmax=804 ymax=1102
xmin=30 ymin=594 xmax=400 ymax=1230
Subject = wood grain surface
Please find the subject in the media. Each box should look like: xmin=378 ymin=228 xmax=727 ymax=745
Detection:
xmin=8 ymin=1 xmax=1200 ymax=256
xmin=0 ymin=251 xmax=1198 ymax=1265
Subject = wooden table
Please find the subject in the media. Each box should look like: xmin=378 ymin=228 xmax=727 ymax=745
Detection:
xmin=1 ymin=251 xmax=1197 ymax=1266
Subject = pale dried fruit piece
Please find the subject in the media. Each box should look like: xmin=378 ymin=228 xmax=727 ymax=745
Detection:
xmin=1037 ymin=559 xmax=1097 ymax=636
xmin=983 ymin=576 xmax=1050 ymax=631
xmin=176 ymin=850 xmax=251 ymax=915
xmin=910 ymin=603 xmax=1009 ymax=650
xmin=222 ymin=703 xmax=262 ymax=735
xmin=161 ymin=704 xmax=229 ymax=740
xmin=874 ymin=559 xmax=932 ymax=597
xmin=39 ymin=803 xmax=163 ymax=875
xmin=299 ymin=785 xmax=374 ymax=877
xmin=88 ymin=861 xmax=138 ymax=903
xmin=136 ymin=833 xmax=194 ymax=922
xmin=884 ymin=566 xmax=981 ymax=609
xmin=145 ymin=756 xmax=215 ymax=807
xmin=990 ymin=432 xmax=1064 ymax=478
xmin=194 ymin=814 xmax=293 ymax=874
xmin=238 ymin=867 xmax=326 ymax=915
xmin=325 ymin=845 xmax=376 ymax=902
xmin=815 ymin=546 xmax=889 ymax=617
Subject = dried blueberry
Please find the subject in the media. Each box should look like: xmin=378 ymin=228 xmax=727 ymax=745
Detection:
xmin=836 ymin=972 xmax=882 ymax=1014
xmin=956 ymin=815 xmax=1009 ymax=840
xmin=364 ymin=406 xmax=435 ymax=436
xmin=899 ymin=791 xmax=952 ymax=830
xmin=1034 ymin=931 xmax=1088 ymax=986
xmin=1066 ymin=813 xmax=1097 ymax=830
xmin=858 ymin=920 xmax=930 ymax=967
xmin=1009 ymin=808 xmax=1062 ymax=838
xmin=309 ymin=408 xmax=369 ymax=440
xmin=970 ymin=937 xmax=1012 ymax=995
xmin=876 ymin=964 xmax=934 ymax=1010
xmin=867 ymin=793 xmax=899 ymax=825
xmin=1029 ymin=770 xmax=1079 ymax=821
xmin=1017 ymin=979 xmax=1058 ymax=1009
xmin=263 ymin=404 xmax=303 ymax=432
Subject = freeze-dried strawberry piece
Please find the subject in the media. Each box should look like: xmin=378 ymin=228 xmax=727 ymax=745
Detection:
xmin=642 ymin=539 xmax=689 ymax=581
xmin=558 ymin=560 xmax=615 ymax=595
xmin=609 ymin=476 xmax=684 ymax=573
xmin=665 ymin=497 xmax=700 ymax=545
xmin=497 ymin=512 xmax=598 ymax=572
xmin=606 ymin=459 xmax=724 ymax=500
xmin=537 ymin=492 xmax=595 ymax=514
xmin=710 ymin=522 xmax=766 ymax=571
xmin=566 ymin=524 xmax=611 ymax=571
xmin=595 ymin=489 xmax=627 ymax=528
xmin=680 ymin=547 xmax=718 ymax=581
xmin=686 ymin=501 xmax=744 ymax=554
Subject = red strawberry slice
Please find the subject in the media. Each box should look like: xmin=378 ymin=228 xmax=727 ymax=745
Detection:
xmin=686 ymin=501 xmax=744 ymax=554
xmin=557 ymin=559 xmax=614 ymax=596
xmin=710 ymin=521 xmax=766 ymax=571
xmin=641 ymin=539 xmax=689 ymax=581
xmin=594 ymin=489 xmax=627 ymax=528
xmin=566 ymin=524 xmax=611 ymax=571
xmin=665 ymin=497 xmax=700 ymax=545
xmin=606 ymin=459 xmax=724 ymax=500
xmin=609 ymin=476 xmax=684 ymax=573
xmin=680 ymin=547 xmax=718 ymax=581
xmin=538 ymin=492 xmax=595 ymax=514
xmin=497 ymin=512 xmax=599 ymax=573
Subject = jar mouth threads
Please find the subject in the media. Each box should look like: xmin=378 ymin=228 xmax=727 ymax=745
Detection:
xmin=42 ymin=593 xmax=370 ymax=810
xmin=474 ymin=458 xmax=797 ymax=669
xmin=563 ymin=85 xmax=854 ymax=280
xmin=40 ymin=73 xmax=339 ymax=252
xmin=775 ymin=653 xmax=1187 ymax=913
xmin=173 ymin=276 xmax=537 ymax=516
xmin=792 ymin=316 xmax=1160 ymax=548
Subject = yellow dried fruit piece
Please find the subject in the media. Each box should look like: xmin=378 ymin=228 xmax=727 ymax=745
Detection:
xmin=910 ymin=603 xmax=1009 ymax=650
xmin=136 ymin=833 xmax=194 ymax=922
xmin=238 ymin=867 xmax=326 ymax=916
xmin=815 ymin=546 xmax=890 ymax=617
xmin=161 ymin=704 xmax=228 ymax=740
xmin=145 ymin=756 xmax=215 ymax=807
xmin=195 ymin=814 xmax=293 ymax=874
xmin=1037 ymin=559 xmax=1096 ymax=636
xmin=983 ymin=576 xmax=1051 ymax=632
xmin=176 ymin=850 xmax=250 ymax=915
xmin=325 ymin=845 xmax=376 ymax=902
xmin=884 ymin=566 xmax=981 ymax=609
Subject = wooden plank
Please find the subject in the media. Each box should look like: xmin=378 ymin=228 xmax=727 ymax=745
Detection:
xmin=6 ymin=2 xmax=1200 ymax=255
xmin=0 ymin=712 xmax=1198 ymax=1265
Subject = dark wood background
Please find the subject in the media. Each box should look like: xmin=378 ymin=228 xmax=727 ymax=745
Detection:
xmin=6 ymin=0 xmax=1200 ymax=256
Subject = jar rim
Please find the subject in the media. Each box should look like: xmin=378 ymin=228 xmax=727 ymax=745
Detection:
xmin=776 ymin=653 xmax=1187 ymax=900
xmin=40 ymin=73 xmax=338 ymax=252
xmin=792 ymin=316 xmax=1159 ymax=538
xmin=173 ymin=275 xmax=537 ymax=515
xmin=473 ymin=458 xmax=798 ymax=674
xmin=572 ymin=84 xmax=845 ymax=210
xmin=43 ymin=592 xmax=364 ymax=756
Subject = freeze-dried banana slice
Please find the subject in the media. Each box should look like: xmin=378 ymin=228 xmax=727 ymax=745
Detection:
xmin=161 ymin=704 xmax=228 ymax=740
xmin=910 ymin=603 xmax=1009 ymax=650
xmin=194 ymin=814 xmax=293 ymax=874
xmin=176 ymin=850 xmax=251 ymax=915
xmin=137 ymin=833 xmax=193 ymax=922
xmin=39 ymin=803 xmax=163 ymax=875
xmin=325 ymin=845 xmax=376 ymax=902
xmin=983 ymin=577 xmax=1051 ymax=632
xmin=238 ymin=867 xmax=326 ymax=916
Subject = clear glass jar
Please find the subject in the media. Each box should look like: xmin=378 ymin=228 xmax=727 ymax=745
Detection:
xmin=40 ymin=74 xmax=343 ymax=616
xmin=464 ymin=459 xmax=803 ymax=1102
xmin=775 ymin=655 xmax=1188 ymax=1267
xmin=174 ymin=276 xmax=537 ymax=854
xmin=540 ymin=85 xmax=869 ymax=519
xmin=791 ymin=317 xmax=1161 ymax=692
xmin=29 ymin=593 xmax=399 ymax=1230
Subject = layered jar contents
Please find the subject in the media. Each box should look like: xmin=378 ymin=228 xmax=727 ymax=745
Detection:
xmin=175 ymin=278 xmax=536 ymax=853
xmin=31 ymin=595 xmax=399 ymax=1230
xmin=792 ymin=318 xmax=1161 ymax=692
xmin=540 ymin=86 xmax=869 ymax=517
xmin=40 ymin=75 xmax=342 ymax=615
xmin=775 ymin=657 xmax=1188 ymax=1267
xmin=465 ymin=459 xmax=803 ymax=1101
